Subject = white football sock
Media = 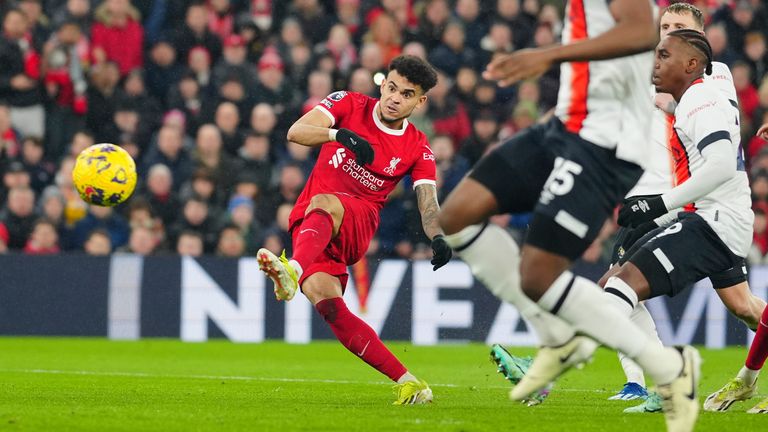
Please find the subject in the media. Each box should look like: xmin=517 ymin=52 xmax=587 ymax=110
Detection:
xmin=397 ymin=371 xmax=418 ymax=384
xmin=603 ymin=276 xmax=638 ymax=315
xmin=737 ymin=365 xmax=760 ymax=387
xmin=603 ymin=277 xmax=662 ymax=387
xmin=444 ymin=224 xmax=575 ymax=346
xmin=288 ymin=259 xmax=303 ymax=278
xmin=537 ymin=271 xmax=682 ymax=384
xmin=616 ymin=303 xmax=661 ymax=387
xmin=630 ymin=303 xmax=661 ymax=342
xmin=618 ymin=352 xmax=645 ymax=387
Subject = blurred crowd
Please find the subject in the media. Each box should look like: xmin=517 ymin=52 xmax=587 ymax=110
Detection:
xmin=0 ymin=0 xmax=767 ymax=266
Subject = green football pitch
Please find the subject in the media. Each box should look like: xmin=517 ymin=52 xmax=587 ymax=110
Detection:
xmin=0 ymin=338 xmax=764 ymax=431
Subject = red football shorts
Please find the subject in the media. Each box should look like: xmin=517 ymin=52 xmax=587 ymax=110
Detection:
xmin=290 ymin=193 xmax=379 ymax=290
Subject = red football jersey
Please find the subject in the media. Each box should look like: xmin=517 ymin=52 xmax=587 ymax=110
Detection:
xmin=290 ymin=91 xmax=436 ymax=226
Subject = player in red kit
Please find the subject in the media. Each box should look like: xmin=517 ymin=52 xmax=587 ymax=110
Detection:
xmin=257 ymin=55 xmax=451 ymax=405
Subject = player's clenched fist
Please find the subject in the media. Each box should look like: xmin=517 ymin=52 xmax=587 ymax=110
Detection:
xmin=758 ymin=122 xmax=768 ymax=141
xmin=620 ymin=221 xmax=658 ymax=254
xmin=335 ymin=128 xmax=375 ymax=166
xmin=617 ymin=195 xmax=667 ymax=228
xmin=483 ymin=48 xmax=554 ymax=87
xmin=430 ymin=235 xmax=452 ymax=271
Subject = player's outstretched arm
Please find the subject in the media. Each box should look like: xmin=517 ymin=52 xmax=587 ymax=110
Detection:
xmin=286 ymin=108 xmax=336 ymax=147
xmin=287 ymin=107 xmax=375 ymax=165
xmin=416 ymin=183 xmax=452 ymax=270
xmin=484 ymin=0 xmax=656 ymax=86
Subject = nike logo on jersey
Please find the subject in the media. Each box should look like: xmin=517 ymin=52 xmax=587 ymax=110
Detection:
xmin=357 ymin=340 xmax=371 ymax=357
xmin=299 ymin=228 xmax=319 ymax=235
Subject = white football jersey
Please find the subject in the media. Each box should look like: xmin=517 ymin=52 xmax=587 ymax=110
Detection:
xmin=673 ymin=79 xmax=753 ymax=257
xmin=627 ymin=62 xmax=737 ymax=197
xmin=625 ymin=97 xmax=676 ymax=197
xmin=555 ymin=0 xmax=655 ymax=167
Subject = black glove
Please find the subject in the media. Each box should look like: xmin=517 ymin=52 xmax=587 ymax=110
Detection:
xmin=430 ymin=234 xmax=452 ymax=271
xmin=335 ymin=128 xmax=374 ymax=166
xmin=619 ymin=221 xmax=659 ymax=259
xmin=617 ymin=195 xmax=667 ymax=228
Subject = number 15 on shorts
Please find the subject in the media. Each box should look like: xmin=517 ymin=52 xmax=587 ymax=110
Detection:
xmin=540 ymin=157 xmax=583 ymax=204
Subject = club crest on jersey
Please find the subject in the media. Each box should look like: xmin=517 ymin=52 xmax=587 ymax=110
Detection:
xmin=329 ymin=147 xmax=346 ymax=168
xmin=384 ymin=157 xmax=401 ymax=175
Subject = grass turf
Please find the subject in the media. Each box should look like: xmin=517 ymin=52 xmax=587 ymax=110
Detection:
xmin=0 ymin=338 xmax=764 ymax=431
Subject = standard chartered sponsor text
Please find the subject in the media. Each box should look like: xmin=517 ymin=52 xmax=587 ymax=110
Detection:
xmin=343 ymin=158 xmax=385 ymax=191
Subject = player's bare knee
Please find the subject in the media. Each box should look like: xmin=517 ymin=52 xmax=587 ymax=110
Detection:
xmin=612 ymin=264 xmax=651 ymax=300
xmin=301 ymin=273 xmax=344 ymax=305
xmin=519 ymin=273 xmax=544 ymax=301
xmin=302 ymin=281 xmax=333 ymax=305
xmin=598 ymin=264 xmax=621 ymax=288
xmin=519 ymin=246 xmax=572 ymax=301
xmin=519 ymin=258 xmax=557 ymax=302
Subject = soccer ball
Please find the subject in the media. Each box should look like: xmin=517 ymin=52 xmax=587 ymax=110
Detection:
xmin=72 ymin=143 xmax=137 ymax=206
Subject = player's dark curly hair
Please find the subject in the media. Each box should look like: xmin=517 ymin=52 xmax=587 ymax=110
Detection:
xmin=667 ymin=28 xmax=713 ymax=75
xmin=388 ymin=55 xmax=438 ymax=94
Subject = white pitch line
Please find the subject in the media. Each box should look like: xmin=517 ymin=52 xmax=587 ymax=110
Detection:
xmin=0 ymin=368 xmax=389 ymax=386
xmin=0 ymin=368 xmax=611 ymax=393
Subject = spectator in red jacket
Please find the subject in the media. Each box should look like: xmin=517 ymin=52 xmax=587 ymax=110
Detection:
xmin=0 ymin=102 xmax=22 ymax=160
xmin=91 ymin=0 xmax=143 ymax=76
xmin=747 ymin=111 xmax=768 ymax=163
xmin=0 ymin=221 xmax=8 ymax=254
xmin=23 ymin=217 xmax=60 ymax=254
xmin=427 ymin=70 xmax=471 ymax=147
xmin=42 ymin=20 xmax=89 ymax=159
xmin=734 ymin=61 xmax=759 ymax=122
xmin=336 ymin=0 xmax=361 ymax=36
xmin=207 ymin=0 xmax=235 ymax=41
xmin=363 ymin=11 xmax=402 ymax=66
xmin=325 ymin=23 xmax=357 ymax=75
xmin=0 ymin=8 xmax=45 ymax=138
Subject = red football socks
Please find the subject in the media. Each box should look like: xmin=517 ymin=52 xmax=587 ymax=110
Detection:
xmin=292 ymin=209 xmax=334 ymax=271
xmin=746 ymin=305 xmax=768 ymax=371
xmin=315 ymin=297 xmax=407 ymax=382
